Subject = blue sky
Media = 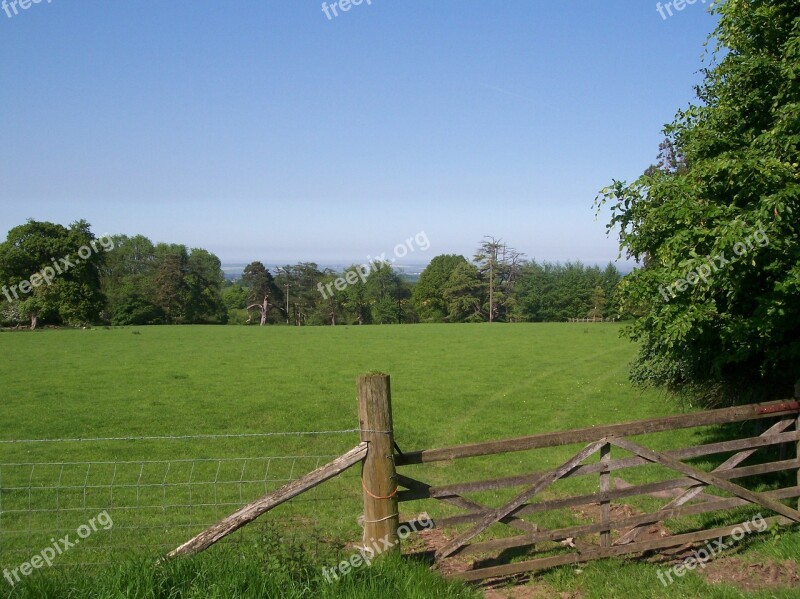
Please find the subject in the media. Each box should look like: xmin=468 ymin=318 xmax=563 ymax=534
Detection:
xmin=0 ymin=0 xmax=718 ymax=266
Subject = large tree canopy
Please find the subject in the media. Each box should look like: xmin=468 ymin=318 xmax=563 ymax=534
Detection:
xmin=0 ymin=220 xmax=107 ymax=328
xmin=597 ymin=0 xmax=799 ymax=405
xmin=0 ymin=223 xmax=229 ymax=327
xmin=412 ymin=254 xmax=469 ymax=322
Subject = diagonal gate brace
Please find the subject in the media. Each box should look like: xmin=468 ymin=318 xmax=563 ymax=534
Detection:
xmin=608 ymin=437 xmax=800 ymax=525
xmin=616 ymin=418 xmax=796 ymax=545
xmin=436 ymin=438 xmax=607 ymax=559
xmin=397 ymin=474 xmax=539 ymax=533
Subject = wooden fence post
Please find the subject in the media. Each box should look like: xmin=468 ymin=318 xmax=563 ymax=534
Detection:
xmin=599 ymin=442 xmax=611 ymax=548
xmin=796 ymin=380 xmax=800 ymax=511
xmin=358 ymin=373 xmax=400 ymax=555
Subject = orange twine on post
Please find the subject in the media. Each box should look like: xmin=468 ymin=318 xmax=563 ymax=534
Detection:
xmin=361 ymin=476 xmax=398 ymax=500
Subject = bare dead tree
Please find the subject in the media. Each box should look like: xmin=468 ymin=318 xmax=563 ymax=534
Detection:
xmin=246 ymin=295 xmax=269 ymax=326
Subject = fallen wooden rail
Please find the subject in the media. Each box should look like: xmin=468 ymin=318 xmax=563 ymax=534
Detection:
xmin=167 ymin=442 xmax=368 ymax=558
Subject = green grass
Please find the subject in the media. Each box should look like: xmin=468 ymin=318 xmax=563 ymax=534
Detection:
xmin=5 ymin=544 xmax=480 ymax=599
xmin=0 ymin=323 xmax=797 ymax=597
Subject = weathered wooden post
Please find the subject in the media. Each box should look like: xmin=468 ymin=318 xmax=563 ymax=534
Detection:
xmin=599 ymin=442 xmax=611 ymax=548
xmin=358 ymin=373 xmax=400 ymax=555
xmin=796 ymin=380 xmax=800 ymax=510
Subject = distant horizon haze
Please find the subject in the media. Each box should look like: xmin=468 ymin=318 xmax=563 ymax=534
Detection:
xmin=0 ymin=2 xmax=714 ymax=275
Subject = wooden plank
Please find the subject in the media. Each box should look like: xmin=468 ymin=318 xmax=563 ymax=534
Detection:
xmin=167 ymin=443 xmax=368 ymax=558
xmin=399 ymin=431 xmax=799 ymax=499
xmin=436 ymin=440 xmax=605 ymax=559
xmin=430 ymin=460 xmax=798 ymax=529
xmin=439 ymin=493 xmax=539 ymax=533
xmin=437 ymin=497 xmax=595 ymax=552
xmin=450 ymin=515 xmax=793 ymax=581
xmin=614 ymin=476 xmax=716 ymax=502
xmin=599 ymin=443 xmax=611 ymax=548
xmin=568 ymin=431 xmax=798 ymax=482
xmin=614 ymin=476 xmax=715 ymax=501
xmin=608 ymin=437 xmax=800 ymax=524
xmin=796 ymin=381 xmax=800 ymax=511
xmin=396 ymin=401 xmax=800 ymax=465
xmin=396 ymin=474 xmax=537 ymax=533
xmin=616 ymin=418 xmax=795 ymax=545
xmin=457 ymin=486 xmax=800 ymax=556
xmin=398 ymin=477 xmax=588 ymax=552
xmin=438 ymin=494 xmax=598 ymax=552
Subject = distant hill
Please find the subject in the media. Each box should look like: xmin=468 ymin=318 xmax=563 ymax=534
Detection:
xmin=221 ymin=263 xmax=428 ymax=282
xmin=221 ymin=261 xmax=632 ymax=282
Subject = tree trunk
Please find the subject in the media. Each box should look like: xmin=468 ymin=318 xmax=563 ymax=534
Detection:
xmin=489 ymin=258 xmax=494 ymax=323
xmin=260 ymin=296 xmax=268 ymax=326
xmin=246 ymin=297 xmax=269 ymax=326
xmin=29 ymin=313 xmax=38 ymax=330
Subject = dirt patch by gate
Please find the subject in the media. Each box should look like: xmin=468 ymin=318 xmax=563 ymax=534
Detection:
xmin=700 ymin=557 xmax=799 ymax=592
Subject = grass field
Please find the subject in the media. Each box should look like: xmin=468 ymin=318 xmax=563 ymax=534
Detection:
xmin=0 ymin=324 xmax=797 ymax=598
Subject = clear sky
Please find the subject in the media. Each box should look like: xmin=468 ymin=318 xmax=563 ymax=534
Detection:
xmin=0 ymin=0 xmax=718 ymax=267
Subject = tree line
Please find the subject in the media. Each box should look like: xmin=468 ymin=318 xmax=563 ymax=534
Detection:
xmin=0 ymin=222 xmax=623 ymax=328
xmin=224 ymin=238 xmax=621 ymax=325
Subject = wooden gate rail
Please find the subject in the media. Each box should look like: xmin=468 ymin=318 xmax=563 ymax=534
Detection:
xmin=397 ymin=458 xmax=798 ymax=530
xmin=607 ymin=436 xmax=800 ymax=526
xmin=397 ymin=429 xmax=799 ymax=502
xmin=395 ymin=400 xmax=800 ymax=466
xmin=451 ymin=515 xmax=796 ymax=582
xmin=394 ymin=397 xmax=800 ymax=581
xmin=454 ymin=487 xmax=800 ymax=557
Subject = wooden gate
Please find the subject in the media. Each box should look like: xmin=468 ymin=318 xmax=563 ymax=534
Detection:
xmin=394 ymin=398 xmax=800 ymax=581
xmin=168 ymin=375 xmax=799 ymax=583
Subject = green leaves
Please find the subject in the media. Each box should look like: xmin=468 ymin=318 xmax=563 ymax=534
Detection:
xmin=0 ymin=220 xmax=107 ymax=327
xmin=599 ymin=0 xmax=800 ymax=405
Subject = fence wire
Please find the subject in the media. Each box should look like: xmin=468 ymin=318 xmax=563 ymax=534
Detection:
xmin=0 ymin=431 xmax=364 ymax=568
xmin=0 ymin=430 xmax=362 ymax=445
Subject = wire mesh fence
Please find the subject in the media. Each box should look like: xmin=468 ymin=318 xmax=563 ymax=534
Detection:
xmin=0 ymin=431 xmax=364 ymax=569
